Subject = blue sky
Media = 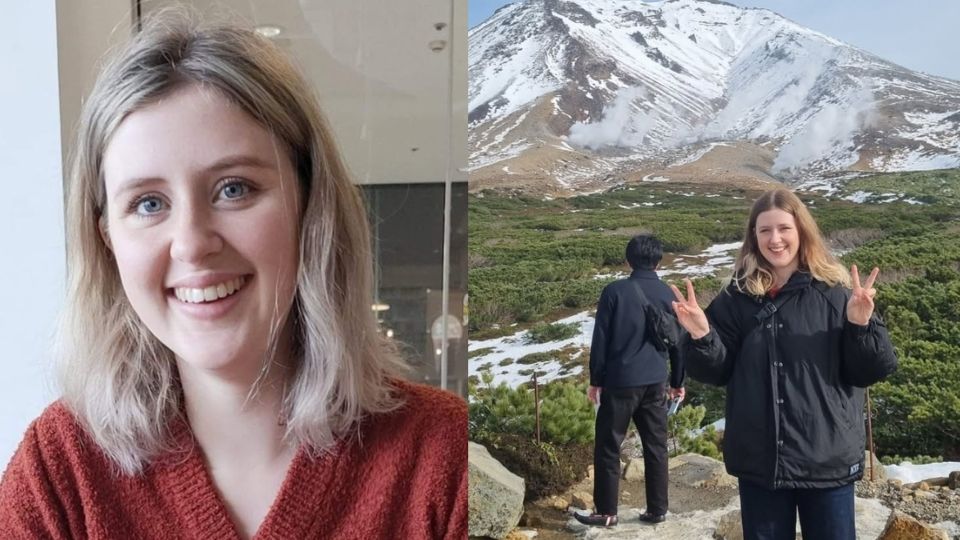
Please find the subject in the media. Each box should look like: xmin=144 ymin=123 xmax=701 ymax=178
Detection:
xmin=467 ymin=0 xmax=960 ymax=81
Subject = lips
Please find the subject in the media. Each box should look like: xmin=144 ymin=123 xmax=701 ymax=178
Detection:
xmin=173 ymin=276 xmax=247 ymax=304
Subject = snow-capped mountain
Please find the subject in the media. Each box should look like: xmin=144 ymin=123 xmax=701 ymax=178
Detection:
xmin=468 ymin=0 xmax=960 ymax=193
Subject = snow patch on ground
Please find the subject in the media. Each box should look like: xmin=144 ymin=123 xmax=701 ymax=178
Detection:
xmin=669 ymin=142 xmax=734 ymax=167
xmin=660 ymin=241 xmax=742 ymax=277
xmin=874 ymin=149 xmax=960 ymax=172
xmin=643 ymin=174 xmax=670 ymax=182
xmin=885 ymin=461 xmax=960 ymax=484
xmin=469 ymin=311 xmax=594 ymax=388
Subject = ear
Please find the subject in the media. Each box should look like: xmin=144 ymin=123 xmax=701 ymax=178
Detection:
xmin=98 ymin=215 xmax=112 ymax=251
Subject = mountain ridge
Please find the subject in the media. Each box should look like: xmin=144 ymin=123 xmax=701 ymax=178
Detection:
xmin=468 ymin=0 xmax=960 ymax=194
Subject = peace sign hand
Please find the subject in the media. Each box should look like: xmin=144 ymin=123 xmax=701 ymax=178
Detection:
xmin=670 ymin=279 xmax=711 ymax=340
xmin=848 ymin=265 xmax=879 ymax=326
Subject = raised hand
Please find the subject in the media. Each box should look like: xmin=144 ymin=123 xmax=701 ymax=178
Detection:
xmin=670 ymin=279 xmax=710 ymax=339
xmin=848 ymin=264 xmax=879 ymax=326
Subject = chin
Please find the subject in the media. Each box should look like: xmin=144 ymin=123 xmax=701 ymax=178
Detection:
xmin=175 ymin=346 xmax=264 ymax=375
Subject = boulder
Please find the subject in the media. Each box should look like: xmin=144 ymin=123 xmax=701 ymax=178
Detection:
xmin=669 ymin=453 xmax=737 ymax=489
xmin=469 ymin=442 xmax=525 ymax=539
xmin=714 ymin=509 xmax=743 ymax=540
xmin=544 ymin=495 xmax=568 ymax=511
xmin=571 ymin=491 xmax=593 ymax=510
xmin=878 ymin=511 xmax=949 ymax=540
xmin=856 ymin=497 xmax=894 ymax=540
xmin=623 ymin=458 xmax=646 ymax=481
xmin=864 ymin=450 xmax=886 ymax=480
xmin=932 ymin=521 xmax=960 ymax=539
xmin=922 ymin=477 xmax=949 ymax=487
xmin=949 ymin=471 xmax=960 ymax=490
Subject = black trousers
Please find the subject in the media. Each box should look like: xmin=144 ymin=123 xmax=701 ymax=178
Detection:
xmin=593 ymin=383 xmax=669 ymax=516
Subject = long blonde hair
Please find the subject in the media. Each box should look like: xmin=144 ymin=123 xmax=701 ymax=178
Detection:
xmin=734 ymin=188 xmax=850 ymax=296
xmin=59 ymin=11 xmax=407 ymax=474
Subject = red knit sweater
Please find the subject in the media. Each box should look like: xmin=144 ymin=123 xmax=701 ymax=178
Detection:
xmin=0 ymin=380 xmax=467 ymax=539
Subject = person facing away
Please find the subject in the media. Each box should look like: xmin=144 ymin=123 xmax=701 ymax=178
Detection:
xmin=670 ymin=188 xmax=897 ymax=540
xmin=0 ymin=11 xmax=466 ymax=540
xmin=576 ymin=234 xmax=685 ymax=528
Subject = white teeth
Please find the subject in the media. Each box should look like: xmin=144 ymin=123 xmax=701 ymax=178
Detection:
xmin=174 ymin=276 xmax=246 ymax=304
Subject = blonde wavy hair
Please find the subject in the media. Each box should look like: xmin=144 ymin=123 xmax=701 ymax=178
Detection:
xmin=734 ymin=188 xmax=850 ymax=297
xmin=58 ymin=12 xmax=407 ymax=475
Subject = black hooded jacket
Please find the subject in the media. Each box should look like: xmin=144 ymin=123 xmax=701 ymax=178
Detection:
xmin=683 ymin=271 xmax=898 ymax=489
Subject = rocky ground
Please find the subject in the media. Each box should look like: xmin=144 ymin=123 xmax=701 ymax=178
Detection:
xmin=856 ymin=477 xmax=960 ymax=529
xmin=507 ymin=455 xmax=960 ymax=540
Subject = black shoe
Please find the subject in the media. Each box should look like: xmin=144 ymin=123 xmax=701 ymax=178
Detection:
xmin=638 ymin=512 xmax=666 ymax=524
xmin=574 ymin=513 xmax=619 ymax=527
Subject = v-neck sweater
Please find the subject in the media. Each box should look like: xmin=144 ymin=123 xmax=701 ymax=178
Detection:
xmin=0 ymin=380 xmax=467 ymax=539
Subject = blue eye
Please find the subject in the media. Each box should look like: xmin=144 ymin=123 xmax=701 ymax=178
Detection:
xmin=219 ymin=181 xmax=250 ymax=200
xmin=134 ymin=196 xmax=165 ymax=216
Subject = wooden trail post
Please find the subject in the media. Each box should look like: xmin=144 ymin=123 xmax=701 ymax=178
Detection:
xmin=866 ymin=388 xmax=875 ymax=481
xmin=533 ymin=372 xmax=541 ymax=445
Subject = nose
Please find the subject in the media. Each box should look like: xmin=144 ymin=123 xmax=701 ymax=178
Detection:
xmin=169 ymin=206 xmax=223 ymax=263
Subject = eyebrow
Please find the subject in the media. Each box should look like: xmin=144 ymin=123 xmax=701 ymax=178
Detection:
xmin=111 ymin=154 xmax=279 ymax=199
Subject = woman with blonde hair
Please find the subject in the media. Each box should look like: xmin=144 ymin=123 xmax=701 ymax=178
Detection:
xmin=0 ymin=13 xmax=466 ymax=539
xmin=670 ymin=188 xmax=896 ymax=540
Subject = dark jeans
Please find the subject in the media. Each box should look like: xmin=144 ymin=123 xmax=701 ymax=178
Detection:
xmin=738 ymin=480 xmax=856 ymax=540
xmin=593 ymin=383 xmax=668 ymax=516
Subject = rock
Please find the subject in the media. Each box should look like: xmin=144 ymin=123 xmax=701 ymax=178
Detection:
xmin=623 ymin=459 xmax=645 ymax=481
xmin=519 ymin=514 xmax=543 ymax=528
xmin=587 ymin=465 xmax=595 ymax=481
xmin=504 ymin=529 xmax=531 ymax=540
xmin=889 ymin=478 xmax=903 ymax=489
xmin=715 ymin=509 xmax=743 ymax=540
xmin=669 ymin=453 xmax=737 ymax=489
xmin=468 ymin=442 xmax=525 ymax=539
xmin=568 ymin=503 xmax=728 ymax=538
xmin=857 ymin=497 xmax=894 ymax=540
xmin=878 ymin=510 xmax=949 ymax=540
xmin=571 ymin=491 xmax=593 ymax=510
xmin=919 ymin=481 xmax=931 ymax=491
xmin=923 ymin=477 xmax=949 ymax=487
xmin=949 ymin=471 xmax=960 ymax=490
xmin=545 ymin=495 xmax=568 ymax=511
xmin=865 ymin=450 xmax=887 ymax=480
xmin=933 ymin=521 xmax=960 ymax=539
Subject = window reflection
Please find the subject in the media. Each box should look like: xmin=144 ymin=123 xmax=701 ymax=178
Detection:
xmin=363 ymin=183 xmax=468 ymax=396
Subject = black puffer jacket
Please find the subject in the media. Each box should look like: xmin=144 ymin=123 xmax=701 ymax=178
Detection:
xmin=683 ymin=271 xmax=898 ymax=489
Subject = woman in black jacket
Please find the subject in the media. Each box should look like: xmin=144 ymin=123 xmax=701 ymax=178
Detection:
xmin=670 ymin=188 xmax=897 ymax=540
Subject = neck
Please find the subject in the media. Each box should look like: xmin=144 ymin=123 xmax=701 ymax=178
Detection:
xmin=772 ymin=266 xmax=798 ymax=288
xmin=178 ymin=354 xmax=295 ymax=468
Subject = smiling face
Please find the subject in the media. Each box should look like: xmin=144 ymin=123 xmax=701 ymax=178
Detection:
xmin=755 ymin=208 xmax=800 ymax=282
xmin=101 ymin=84 xmax=301 ymax=380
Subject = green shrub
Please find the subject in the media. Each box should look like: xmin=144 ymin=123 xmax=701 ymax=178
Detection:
xmin=471 ymin=433 xmax=593 ymax=501
xmin=879 ymin=454 xmax=943 ymax=466
xmin=667 ymin=404 xmax=721 ymax=459
xmin=468 ymin=380 xmax=595 ymax=445
xmin=525 ymin=322 xmax=581 ymax=344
